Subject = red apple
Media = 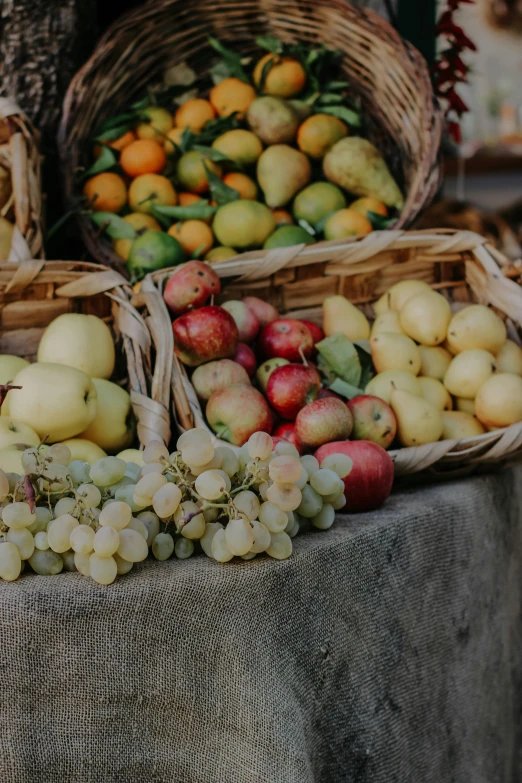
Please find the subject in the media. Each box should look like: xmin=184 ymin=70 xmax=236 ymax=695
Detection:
xmin=192 ymin=359 xmax=250 ymax=401
xmin=163 ymin=261 xmax=220 ymax=315
xmin=243 ymin=296 xmax=279 ymax=327
xmin=300 ymin=319 xmax=324 ymax=345
xmin=273 ymin=422 xmax=302 ymax=453
xmin=295 ymin=397 xmax=353 ymax=449
xmin=347 ymin=395 xmax=397 ymax=449
xmin=206 ymin=384 xmax=273 ymax=445
xmin=318 ymin=387 xmax=343 ymax=401
xmin=234 ymin=343 xmax=257 ymax=378
xmin=255 ymin=357 xmax=289 ymax=392
xmin=258 ymin=319 xmax=314 ymax=362
xmin=266 ymin=363 xmax=320 ymax=421
xmin=222 ymin=300 xmax=260 ymax=343
xmin=173 ymin=305 xmax=238 ymax=367
xmin=315 ymin=440 xmax=394 ymax=513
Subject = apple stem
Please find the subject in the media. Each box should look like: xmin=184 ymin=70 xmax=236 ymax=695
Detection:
xmin=0 ymin=384 xmax=22 ymax=406
xmin=298 ymin=344 xmax=308 ymax=366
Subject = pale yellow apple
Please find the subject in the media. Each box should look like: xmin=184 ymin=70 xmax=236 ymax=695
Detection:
xmin=0 ymin=417 xmax=40 ymax=450
xmin=80 ymin=378 xmax=136 ymax=453
xmin=61 ymin=438 xmax=107 ymax=465
xmin=117 ymin=448 xmax=145 ymax=467
xmin=0 ymin=444 xmax=26 ymax=474
xmin=37 ymin=313 xmax=115 ymax=379
xmin=0 ymin=355 xmax=30 ymax=385
xmin=8 ymin=362 xmax=97 ymax=442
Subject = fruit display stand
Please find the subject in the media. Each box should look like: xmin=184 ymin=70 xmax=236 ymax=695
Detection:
xmin=0 ymin=100 xmax=44 ymax=262
xmin=144 ymin=229 xmax=522 ymax=476
xmin=0 ymin=260 xmax=170 ymax=447
xmin=58 ymin=0 xmax=442 ymax=274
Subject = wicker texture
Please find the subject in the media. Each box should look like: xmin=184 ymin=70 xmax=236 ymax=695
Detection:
xmin=58 ymin=0 xmax=442 ymax=273
xmin=141 ymin=229 xmax=522 ymax=477
xmin=0 ymin=100 xmax=44 ymax=261
xmin=0 ymin=260 xmax=170 ymax=449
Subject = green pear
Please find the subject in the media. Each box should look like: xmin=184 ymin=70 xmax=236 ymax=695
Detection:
xmin=390 ymin=389 xmax=443 ymax=447
xmin=247 ymin=97 xmax=301 ymax=146
xmin=323 ymin=137 xmax=404 ymax=210
xmin=370 ymin=332 xmax=421 ymax=375
xmin=257 ymin=145 xmax=311 ymax=209
xmin=323 ymin=295 xmax=370 ymax=341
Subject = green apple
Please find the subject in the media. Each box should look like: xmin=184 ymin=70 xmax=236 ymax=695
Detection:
xmin=116 ymin=448 xmax=145 ymax=467
xmin=80 ymin=378 xmax=136 ymax=453
xmin=61 ymin=438 xmax=107 ymax=465
xmin=255 ymin=357 xmax=289 ymax=392
xmin=0 ymin=417 xmax=40 ymax=450
xmin=8 ymin=362 xmax=97 ymax=442
xmin=37 ymin=313 xmax=115 ymax=379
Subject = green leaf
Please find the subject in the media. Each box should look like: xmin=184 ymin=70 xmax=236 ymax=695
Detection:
xmin=203 ymin=163 xmax=239 ymax=206
xmin=316 ymin=333 xmax=362 ymax=387
xmin=94 ymin=112 xmax=140 ymax=139
xmin=354 ymin=343 xmax=374 ymax=389
xmin=196 ymin=114 xmax=242 ymax=146
xmin=325 ymin=81 xmax=350 ymax=90
xmin=367 ymin=211 xmax=395 ymax=230
xmin=192 ymin=144 xmax=241 ymax=166
xmin=82 ymin=146 xmax=118 ymax=179
xmin=297 ymin=219 xmax=317 ymax=236
xmin=150 ymin=205 xmax=173 ymax=229
xmin=89 ymin=212 xmax=137 ymax=239
xmin=191 ymin=243 xmax=207 ymax=259
xmin=321 ymin=105 xmax=361 ymax=127
xmin=258 ymin=56 xmax=276 ymax=93
xmin=131 ymin=97 xmax=152 ymax=112
xmin=316 ymin=93 xmax=345 ymax=105
xmin=316 ymin=354 xmax=337 ymax=386
xmin=208 ymin=37 xmax=251 ymax=83
xmin=255 ymin=36 xmax=282 ymax=54
xmin=46 ymin=209 xmax=77 ymax=242
xmin=154 ymin=202 xmax=218 ymax=221
xmin=328 ymin=378 xmax=364 ymax=400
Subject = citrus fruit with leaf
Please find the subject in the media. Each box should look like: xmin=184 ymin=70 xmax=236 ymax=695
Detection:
xmin=175 ymin=99 xmax=215 ymax=131
xmin=164 ymin=127 xmax=191 ymax=155
xmin=128 ymin=173 xmax=177 ymax=213
xmin=272 ymin=209 xmax=294 ymax=226
xmin=297 ymin=114 xmax=348 ymax=159
xmin=176 ymin=150 xmax=222 ymax=194
xmin=83 ymin=172 xmax=127 ymax=213
xmin=136 ymin=107 xmax=173 ymax=140
xmin=292 ymin=182 xmax=346 ymax=227
xmin=210 ymin=78 xmax=257 ymax=117
xmin=128 ymin=230 xmax=186 ymax=277
xmin=223 ymin=172 xmax=257 ymax=200
xmin=213 ymin=200 xmax=275 ymax=249
xmin=211 ymin=129 xmax=263 ymax=165
xmin=253 ymin=54 xmax=307 ymax=98
xmin=205 ymin=246 xmax=237 ymax=262
xmin=263 ymin=225 xmax=315 ymax=249
xmin=94 ymin=130 xmax=136 ymax=158
xmin=120 ymin=139 xmax=167 ymax=177
xmin=323 ymin=209 xmax=373 ymax=240
xmin=349 ymin=197 xmax=388 ymax=217
xmin=113 ymin=213 xmax=161 ymax=260
xmin=167 ymin=220 xmax=214 ymax=256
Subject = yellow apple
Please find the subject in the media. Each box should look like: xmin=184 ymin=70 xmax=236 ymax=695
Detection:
xmin=37 ymin=313 xmax=115 ymax=379
xmin=0 ymin=417 xmax=40 ymax=450
xmin=0 ymin=444 xmax=26 ymax=474
xmin=80 ymin=379 xmax=136 ymax=453
xmin=117 ymin=448 xmax=145 ymax=467
xmin=8 ymin=363 xmax=97 ymax=442
xmin=61 ymin=438 xmax=107 ymax=465
xmin=0 ymin=355 xmax=30 ymax=385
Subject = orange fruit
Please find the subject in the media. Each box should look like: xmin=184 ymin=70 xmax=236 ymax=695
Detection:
xmin=136 ymin=107 xmax=173 ymax=140
xmin=175 ymin=98 xmax=215 ymax=131
xmin=128 ymin=173 xmax=177 ymax=213
xmin=120 ymin=139 xmax=167 ymax=178
xmin=93 ymin=130 xmax=136 ymax=158
xmin=178 ymin=192 xmax=203 ymax=207
xmin=324 ymin=209 xmax=373 ymax=240
xmin=253 ymin=54 xmax=307 ymax=99
xmin=164 ymin=127 xmax=186 ymax=155
xmin=210 ymin=78 xmax=257 ymax=117
xmin=349 ymin=197 xmax=388 ymax=218
xmin=83 ymin=172 xmax=127 ymax=213
xmin=176 ymin=150 xmax=222 ymax=194
xmin=113 ymin=213 xmax=161 ymax=260
xmin=272 ymin=209 xmax=294 ymax=226
xmin=297 ymin=114 xmax=348 ymax=159
xmin=167 ymin=220 xmax=214 ymax=256
xmin=223 ymin=172 xmax=257 ymax=200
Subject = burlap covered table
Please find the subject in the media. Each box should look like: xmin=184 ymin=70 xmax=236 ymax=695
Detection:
xmin=1 ymin=467 xmax=521 ymax=783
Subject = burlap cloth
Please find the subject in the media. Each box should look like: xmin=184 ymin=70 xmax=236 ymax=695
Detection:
xmin=1 ymin=467 xmax=521 ymax=783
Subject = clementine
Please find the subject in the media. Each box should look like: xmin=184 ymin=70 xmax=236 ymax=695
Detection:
xmin=128 ymin=173 xmax=177 ymax=213
xmin=175 ymin=98 xmax=215 ymax=131
xmin=120 ymin=139 xmax=167 ymax=178
xmin=83 ymin=172 xmax=127 ymax=213
xmin=210 ymin=78 xmax=257 ymax=117
xmin=167 ymin=220 xmax=214 ymax=256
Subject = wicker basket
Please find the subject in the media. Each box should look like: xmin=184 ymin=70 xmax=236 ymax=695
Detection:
xmin=58 ymin=0 xmax=442 ymax=275
xmin=139 ymin=229 xmax=522 ymax=477
xmin=0 ymin=260 xmax=171 ymax=449
xmin=0 ymin=100 xmax=44 ymax=262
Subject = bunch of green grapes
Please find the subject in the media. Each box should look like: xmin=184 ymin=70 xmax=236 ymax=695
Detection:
xmin=0 ymin=428 xmax=352 ymax=585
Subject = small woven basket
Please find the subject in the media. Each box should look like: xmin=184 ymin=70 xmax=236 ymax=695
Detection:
xmin=140 ymin=229 xmax=522 ymax=477
xmin=58 ymin=0 xmax=442 ymax=274
xmin=0 ymin=100 xmax=44 ymax=262
xmin=0 ymin=260 xmax=171 ymax=448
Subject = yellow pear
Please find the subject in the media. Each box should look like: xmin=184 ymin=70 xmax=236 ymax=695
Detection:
xmin=441 ymin=411 xmax=485 ymax=440
xmin=323 ymin=295 xmax=370 ymax=341
xmin=373 ymin=292 xmax=390 ymax=315
xmin=365 ymin=370 xmax=422 ymax=404
xmin=456 ymin=397 xmax=476 ymax=416
xmin=418 ymin=346 xmax=453 ymax=381
xmin=390 ymin=388 xmax=443 ymax=447
xmin=495 ymin=339 xmax=522 ymax=375
xmin=442 ymin=338 xmax=457 ymax=356
xmin=387 ymin=280 xmax=433 ymax=312
xmin=418 ymin=377 xmax=453 ymax=412
xmin=475 ymin=373 xmax=522 ymax=428
xmin=443 ymin=349 xmax=496 ymax=399
xmin=446 ymin=305 xmax=506 ymax=355
xmin=370 ymin=311 xmax=404 ymax=337
xmin=399 ymin=291 xmax=451 ymax=346
xmin=370 ymin=332 xmax=421 ymax=375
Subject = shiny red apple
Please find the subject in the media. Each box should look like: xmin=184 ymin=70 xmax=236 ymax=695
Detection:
xmin=234 ymin=343 xmax=257 ymax=378
xmin=300 ymin=319 xmax=324 ymax=345
xmin=266 ymin=363 xmax=320 ymax=421
xmin=173 ymin=305 xmax=238 ymax=367
xmin=243 ymin=296 xmax=279 ymax=327
xmin=273 ymin=422 xmax=302 ymax=454
xmin=258 ymin=319 xmax=314 ymax=362
xmin=347 ymin=394 xmax=397 ymax=449
xmin=295 ymin=397 xmax=353 ymax=449
xmin=206 ymin=384 xmax=273 ymax=445
xmin=222 ymin=300 xmax=260 ymax=343
xmin=163 ymin=261 xmax=220 ymax=315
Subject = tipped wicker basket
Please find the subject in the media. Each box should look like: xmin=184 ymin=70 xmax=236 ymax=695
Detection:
xmin=138 ymin=229 xmax=522 ymax=477
xmin=58 ymin=0 xmax=442 ymax=275
xmin=0 ymin=100 xmax=44 ymax=262
xmin=0 ymin=260 xmax=171 ymax=449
